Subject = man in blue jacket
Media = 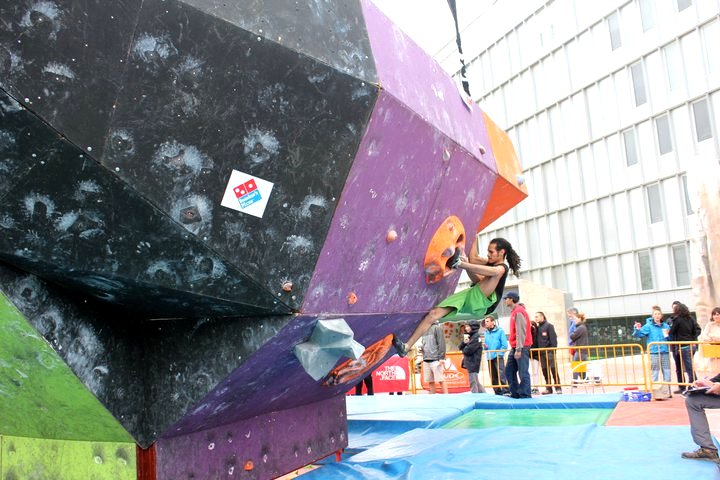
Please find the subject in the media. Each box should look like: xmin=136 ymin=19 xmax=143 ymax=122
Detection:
xmin=483 ymin=315 xmax=509 ymax=395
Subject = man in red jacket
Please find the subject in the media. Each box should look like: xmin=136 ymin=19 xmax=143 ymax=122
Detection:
xmin=504 ymin=291 xmax=533 ymax=398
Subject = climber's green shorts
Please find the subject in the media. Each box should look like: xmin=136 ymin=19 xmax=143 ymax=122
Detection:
xmin=437 ymin=285 xmax=496 ymax=320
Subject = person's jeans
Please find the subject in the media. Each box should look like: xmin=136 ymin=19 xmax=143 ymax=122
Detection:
xmin=488 ymin=357 xmax=508 ymax=395
xmin=674 ymin=345 xmax=696 ymax=390
xmin=505 ymin=347 xmax=531 ymax=398
xmin=649 ymin=351 xmax=671 ymax=382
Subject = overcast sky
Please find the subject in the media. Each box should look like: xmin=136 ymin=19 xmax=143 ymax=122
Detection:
xmin=372 ymin=0 xmax=494 ymax=57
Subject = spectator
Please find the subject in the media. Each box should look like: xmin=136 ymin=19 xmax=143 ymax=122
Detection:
xmin=458 ymin=320 xmax=485 ymax=393
xmin=484 ymin=315 xmax=510 ymax=395
xmin=535 ymin=311 xmax=561 ymax=394
xmin=633 ymin=306 xmax=671 ymax=388
xmin=696 ymin=307 xmax=720 ymax=378
xmin=570 ymin=312 xmax=589 ymax=382
xmin=503 ymin=292 xmax=533 ymax=398
xmin=421 ymin=321 xmax=447 ymax=394
xmin=567 ymin=307 xmax=579 ymax=347
xmin=529 ymin=313 xmax=540 ymax=394
xmin=669 ymin=302 xmax=701 ymax=393
xmin=681 ymin=374 xmax=720 ymax=463
xmin=354 ymin=373 xmax=374 ymax=396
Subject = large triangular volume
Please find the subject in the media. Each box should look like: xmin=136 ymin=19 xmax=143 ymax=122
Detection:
xmin=477 ymin=112 xmax=528 ymax=232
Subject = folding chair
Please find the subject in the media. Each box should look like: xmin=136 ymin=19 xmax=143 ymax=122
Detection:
xmin=570 ymin=360 xmax=605 ymax=393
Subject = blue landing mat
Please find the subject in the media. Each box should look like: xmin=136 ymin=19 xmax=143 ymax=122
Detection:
xmin=346 ymin=393 xmax=622 ymax=450
xmin=346 ymin=394 xmax=478 ymax=451
xmin=308 ymin=425 xmax=718 ymax=479
xmin=472 ymin=392 xmax=623 ymax=409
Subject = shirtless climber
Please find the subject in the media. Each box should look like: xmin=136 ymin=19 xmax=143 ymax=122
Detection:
xmin=394 ymin=237 xmax=522 ymax=357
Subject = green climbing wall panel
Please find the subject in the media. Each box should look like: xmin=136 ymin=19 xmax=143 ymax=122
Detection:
xmin=0 ymin=292 xmax=132 ymax=442
xmin=0 ymin=435 xmax=136 ymax=480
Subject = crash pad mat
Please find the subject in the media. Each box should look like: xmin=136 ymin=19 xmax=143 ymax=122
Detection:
xmin=305 ymin=424 xmax=716 ymax=479
xmin=443 ymin=408 xmax=612 ymax=428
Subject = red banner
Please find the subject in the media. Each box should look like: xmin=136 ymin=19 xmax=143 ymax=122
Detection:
xmin=420 ymin=352 xmax=469 ymax=393
xmin=371 ymin=355 xmax=411 ymax=393
xmin=346 ymin=354 xmax=411 ymax=395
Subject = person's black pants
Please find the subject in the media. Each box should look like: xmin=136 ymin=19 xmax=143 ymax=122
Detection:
xmin=539 ymin=351 xmax=561 ymax=390
xmin=488 ymin=357 xmax=508 ymax=394
xmin=355 ymin=374 xmax=374 ymax=395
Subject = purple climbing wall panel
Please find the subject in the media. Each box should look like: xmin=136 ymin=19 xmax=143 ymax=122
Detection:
xmin=157 ymin=395 xmax=347 ymax=480
xmin=161 ymin=312 xmax=423 ymax=438
xmin=304 ymin=91 xmax=496 ymax=315
xmin=361 ymin=0 xmax=496 ymax=172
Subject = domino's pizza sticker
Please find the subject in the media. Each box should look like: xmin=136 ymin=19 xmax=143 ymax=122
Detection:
xmin=221 ymin=170 xmax=273 ymax=218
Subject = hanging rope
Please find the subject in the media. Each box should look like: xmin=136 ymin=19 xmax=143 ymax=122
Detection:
xmin=446 ymin=0 xmax=471 ymax=97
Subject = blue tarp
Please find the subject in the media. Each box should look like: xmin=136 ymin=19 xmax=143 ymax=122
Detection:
xmin=308 ymin=425 xmax=717 ymax=479
xmin=346 ymin=394 xmax=478 ymax=451
xmin=346 ymin=393 xmax=622 ymax=451
xmin=472 ymin=392 xmax=623 ymax=409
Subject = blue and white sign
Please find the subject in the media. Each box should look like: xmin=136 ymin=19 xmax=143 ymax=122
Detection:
xmin=221 ymin=169 xmax=273 ymax=218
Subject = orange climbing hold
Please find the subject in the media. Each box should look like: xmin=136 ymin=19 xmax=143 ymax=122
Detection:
xmin=347 ymin=292 xmax=358 ymax=305
xmin=423 ymin=215 xmax=466 ymax=284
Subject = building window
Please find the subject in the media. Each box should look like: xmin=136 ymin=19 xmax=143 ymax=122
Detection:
xmin=671 ymin=244 xmax=691 ymax=286
xmin=639 ymin=0 xmax=655 ymax=31
xmin=692 ymin=98 xmax=713 ymax=142
xmin=646 ymin=183 xmax=664 ymax=223
xmin=663 ymin=41 xmax=683 ymax=92
xmin=676 ymin=0 xmax=692 ymax=12
xmin=551 ymin=265 xmax=566 ymax=292
xmin=608 ymin=12 xmax=622 ymax=50
xmin=681 ymin=175 xmax=693 ymax=214
xmin=701 ymin=21 xmax=720 ymax=75
xmin=590 ymin=258 xmax=609 ymax=297
xmin=623 ymin=129 xmax=638 ymax=166
xmin=560 ymin=209 xmax=577 ymax=260
xmin=655 ymin=115 xmax=673 ymax=154
xmin=630 ymin=62 xmax=647 ymax=106
xmin=638 ymin=250 xmax=654 ymax=290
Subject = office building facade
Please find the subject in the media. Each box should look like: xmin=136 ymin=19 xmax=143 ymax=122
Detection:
xmin=444 ymin=0 xmax=720 ymax=341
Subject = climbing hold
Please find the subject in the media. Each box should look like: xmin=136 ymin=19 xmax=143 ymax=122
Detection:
xmin=478 ymin=144 xmax=486 ymax=154
xmin=347 ymin=292 xmax=357 ymax=305
xmin=294 ymin=318 xmax=365 ymax=380
xmin=386 ymin=229 xmax=397 ymax=243
xmin=442 ymin=146 xmax=451 ymax=161
xmin=423 ymin=215 xmax=466 ymax=284
xmin=282 ymin=281 xmax=293 ymax=292
xmin=244 ymin=460 xmax=254 ymax=471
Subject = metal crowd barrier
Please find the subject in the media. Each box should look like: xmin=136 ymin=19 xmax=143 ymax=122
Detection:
xmin=405 ymin=341 xmax=720 ymax=396
xmin=646 ymin=340 xmax=720 ymax=395
xmin=493 ymin=344 xmax=648 ymax=393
